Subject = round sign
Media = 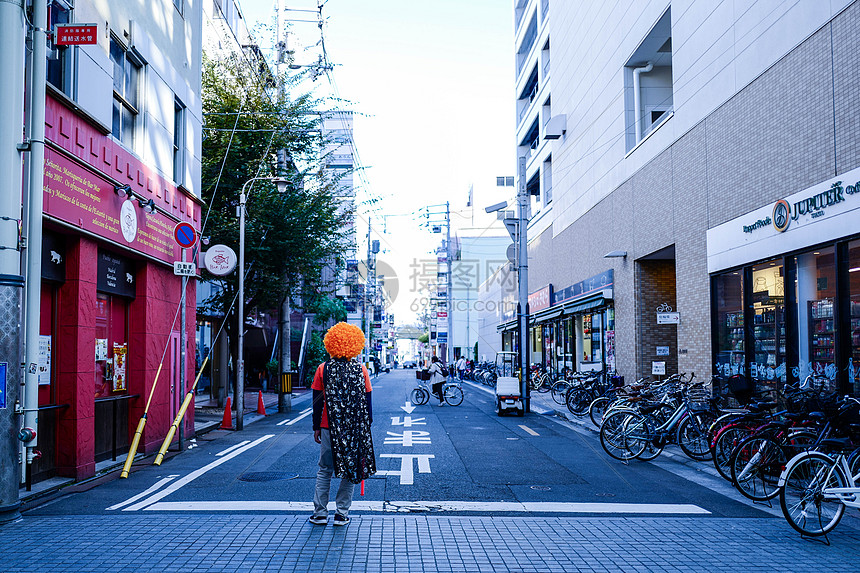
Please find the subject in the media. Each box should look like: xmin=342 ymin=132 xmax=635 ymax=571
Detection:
xmin=174 ymin=222 xmax=197 ymax=248
xmin=204 ymin=244 xmax=237 ymax=276
xmin=120 ymin=200 xmax=138 ymax=243
xmin=772 ymin=199 xmax=790 ymax=233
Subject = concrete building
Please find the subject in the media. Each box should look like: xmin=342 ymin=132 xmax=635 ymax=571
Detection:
xmin=28 ymin=0 xmax=203 ymax=483
xmin=512 ymin=0 xmax=860 ymax=395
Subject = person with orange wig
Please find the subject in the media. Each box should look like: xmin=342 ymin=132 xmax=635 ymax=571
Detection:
xmin=309 ymin=322 xmax=376 ymax=526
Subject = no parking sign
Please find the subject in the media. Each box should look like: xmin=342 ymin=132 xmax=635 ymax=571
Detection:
xmin=174 ymin=222 xmax=197 ymax=249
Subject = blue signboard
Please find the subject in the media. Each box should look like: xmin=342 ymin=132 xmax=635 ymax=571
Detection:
xmin=0 ymin=362 xmax=7 ymax=409
xmin=552 ymin=269 xmax=614 ymax=306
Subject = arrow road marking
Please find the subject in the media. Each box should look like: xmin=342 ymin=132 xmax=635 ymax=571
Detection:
xmin=518 ymin=425 xmax=540 ymax=436
xmin=400 ymin=401 xmax=416 ymax=414
xmin=106 ymin=475 xmax=180 ymax=511
xmin=121 ymin=434 xmax=275 ymax=511
xmin=377 ymin=454 xmax=434 ymax=485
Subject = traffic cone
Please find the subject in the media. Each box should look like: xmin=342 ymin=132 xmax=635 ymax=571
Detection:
xmin=220 ymin=397 xmax=233 ymax=429
xmin=257 ymin=390 xmax=266 ymax=416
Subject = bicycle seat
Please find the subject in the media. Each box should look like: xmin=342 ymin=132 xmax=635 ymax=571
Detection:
xmin=748 ymin=401 xmax=777 ymax=412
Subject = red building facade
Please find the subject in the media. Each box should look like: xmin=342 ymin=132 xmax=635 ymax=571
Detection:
xmin=35 ymin=92 xmax=199 ymax=482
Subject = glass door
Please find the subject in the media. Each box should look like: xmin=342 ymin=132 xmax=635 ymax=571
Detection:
xmin=794 ymin=248 xmax=837 ymax=390
xmin=750 ymin=260 xmax=786 ymax=392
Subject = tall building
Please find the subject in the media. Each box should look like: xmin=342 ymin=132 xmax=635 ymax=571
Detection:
xmin=22 ymin=0 xmax=203 ymax=484
xmin=512 ymin=0 xmax=860 ymax=395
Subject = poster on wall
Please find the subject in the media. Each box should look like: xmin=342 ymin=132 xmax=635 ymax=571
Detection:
xmin=95 ymin=338 xmax=108 ymax=361
xmin=605 ymin=330 xmax=616 ymax=372
xmin=38 ymin=335 xmax=51 ymax=386
xmin=112 ymin=343 xmax=127 ymax=392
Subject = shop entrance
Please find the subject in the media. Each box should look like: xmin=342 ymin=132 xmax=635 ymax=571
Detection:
xmin=636 ymin=246 xmax=678 ymax=381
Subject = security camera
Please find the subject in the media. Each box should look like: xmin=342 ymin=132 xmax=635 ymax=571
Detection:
xmin=485 ymin=201 xmax=508 ymax=213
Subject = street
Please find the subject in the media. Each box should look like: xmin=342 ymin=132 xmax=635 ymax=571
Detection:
xmin=4 ymin=368 xmax=860 ymax=572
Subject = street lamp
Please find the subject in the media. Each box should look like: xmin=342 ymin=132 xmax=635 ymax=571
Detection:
xmin=236 ymin=176 xmax=288 ymax=430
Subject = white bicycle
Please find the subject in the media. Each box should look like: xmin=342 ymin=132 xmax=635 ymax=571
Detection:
xmin=777 ymin=398 xmax=860 ymax=537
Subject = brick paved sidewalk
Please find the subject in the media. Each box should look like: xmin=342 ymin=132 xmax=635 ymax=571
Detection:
xmin=3 ymin=514 xmax=859 ymax=572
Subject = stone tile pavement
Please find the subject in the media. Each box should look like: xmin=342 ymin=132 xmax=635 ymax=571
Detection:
xmin=2 ymin=514 xmax=860 ymax=572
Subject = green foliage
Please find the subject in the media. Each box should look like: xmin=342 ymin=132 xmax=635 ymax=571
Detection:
xmin=304 ymin=293 xmax=347 ymax=326
xmin=199 ymin=52 xmax=354 ymax=367
xmin=418 ymin=333 xmax=430 ymax=344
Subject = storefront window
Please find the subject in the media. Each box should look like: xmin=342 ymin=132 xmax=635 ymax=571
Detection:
xmin=605 ymin=308 xmax=616 ymax=373
xmin=750 ymin=260 xmax=786 ymax=390
xmin=846 ymin=240 xmax=859 ymax=395
xmin=713 ymin=272 xmax=744 ymax=378
xmin=794 ymin=247 xmax=837 ymax=389
xmin=582 ymin=312 xmax=603 ymax=365
xmin=95 ymin=293 xmax=129 ymax=398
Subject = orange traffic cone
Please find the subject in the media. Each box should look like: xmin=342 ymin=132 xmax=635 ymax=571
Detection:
xmin=257 ymin=390 xmax=266 ymax=416
xmin=220 ymin=397 xmax=233 ymax=429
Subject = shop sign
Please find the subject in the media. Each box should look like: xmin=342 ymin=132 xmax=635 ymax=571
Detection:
xmin=203 ymin=245 xmax=237 ymax=276
xmin=552 ymin=270 xmax=613 ymax=306
xmin=112 ymin=343 xmax=128 ymax=392
xmin=652 ymin=361 xmax=666 ymax=375
xmin=41 ymin=231 xmax=66 ymax=282
xmin=97 ymin=251 xmax=136 ymax=298
xmin=437 ymin=311 xmax=448 ymax=318
xmin=528 ymin=285 xmax=553 ymax=312
xmin=708 ymin=165 xmax=860 ymax=273
xmin=43 ymin=149 xmax=180 ymax=265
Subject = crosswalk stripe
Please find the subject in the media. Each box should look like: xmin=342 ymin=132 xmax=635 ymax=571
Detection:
xmin=518 ymin=425 xmax=539 ymax=436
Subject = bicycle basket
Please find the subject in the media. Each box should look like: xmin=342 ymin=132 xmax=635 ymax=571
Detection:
xmin=686 ymin=385 xmax=712 ymax=412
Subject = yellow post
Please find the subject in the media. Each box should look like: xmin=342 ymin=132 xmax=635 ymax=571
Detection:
xmin=120 ymin=362 xmax=164 ymax=478
xmin=154 ymin=355 xmax=210 ymax=465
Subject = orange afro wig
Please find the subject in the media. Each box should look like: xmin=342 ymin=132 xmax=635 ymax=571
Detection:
xmin=323 ymin=322 xmax=366 ymax=359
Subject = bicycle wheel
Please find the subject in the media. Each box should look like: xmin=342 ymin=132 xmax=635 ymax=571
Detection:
xmin=589 ymin=396 xmax=610 ymax=427
xmin=566 ymin=388 xmax=592 ymax=416
xmin=550 ymin=381 xmax=569 ymax=405
xmin=676 ymin=412 xmax=716 ymax=461
xmin=712 ymin=425 xmax=750 ymax=482
xmin=779 ymin=452 xmax=847 ymax=537
xmin=410 ymin=387 xmax=428 ymax=406
xmin=730 ymin=435 xmax=787 ymax=501
xmin=443 ymin=385 xmax=464 ymax=406
xmin=631 ymin=414 xmax=663 ymax=461
xmin=600 ymin=411 xmax=646 ymax=461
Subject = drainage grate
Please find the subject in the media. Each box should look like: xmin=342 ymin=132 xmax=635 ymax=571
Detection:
xmin=238 ymin=472 xmax=298 ymax=482
xmin=530 ymin=485 xmax=551 ymax=491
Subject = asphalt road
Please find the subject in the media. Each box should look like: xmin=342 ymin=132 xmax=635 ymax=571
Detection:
xmin=26 ymin=368 xmax=778 ymax=519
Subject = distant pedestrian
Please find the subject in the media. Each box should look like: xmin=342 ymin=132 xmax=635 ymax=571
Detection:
xmin=310 ymin=322 xmax=376 ymax=527
xmin=429 ymin=356 xmax=445 ymax=404
xmin=455 ymin=356 xmax=467 ymax=380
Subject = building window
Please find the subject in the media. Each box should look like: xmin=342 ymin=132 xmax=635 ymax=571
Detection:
xmin=750 ymin=259 xmax=787 ymax=391
xmin=47 ymin=0 xmax=73 ymax=95
xmin=847 ymin=240 xmax=860 ymax=395
xmin=110 ymin=36 xmax=142 ymax=148
xmin=713 ymin=272 xmax=744 ymax=381
xmin=624 ymin=8 xmax=673 ymax=150
xmin=792 ymin=248 xmax=837 ymax=389
xmin=173 ymin=98 xmax=185 ymax=184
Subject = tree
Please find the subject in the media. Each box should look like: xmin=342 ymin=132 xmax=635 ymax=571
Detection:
xmin=200 ymin=53 xmax=352 ymax=382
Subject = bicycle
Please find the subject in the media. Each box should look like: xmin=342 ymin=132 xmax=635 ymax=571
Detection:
xmin=410 ymin=378 xmax=464 ymax=406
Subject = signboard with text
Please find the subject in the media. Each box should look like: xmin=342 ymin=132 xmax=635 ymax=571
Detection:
xmin=43 ymin=148 xmax=183 ymax=265
xmin=54 ymin=24 xmax=98 ymax=45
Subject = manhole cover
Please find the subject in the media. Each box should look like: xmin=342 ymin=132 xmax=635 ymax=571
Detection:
xmin=595 ymin=492 xmax=616 ymax=497
xmin=238 ymin=472 xmax=298 ymax=482
xmin=530 ymin=486 xmax=551 ymax=491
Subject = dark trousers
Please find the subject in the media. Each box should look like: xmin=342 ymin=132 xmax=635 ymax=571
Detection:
xmin=432 ymin=381 xmax=444 ymax=402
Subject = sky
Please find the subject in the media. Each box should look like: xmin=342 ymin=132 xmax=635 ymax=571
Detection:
xmin=240 ymin=0 xmax=516 ymax=325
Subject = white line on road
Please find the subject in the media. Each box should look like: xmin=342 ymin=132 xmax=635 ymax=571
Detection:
xmin=518 ymin=425 xmax=540 ymax=436
xmin=106 ymin=475 xmax=180 ymax=511
xmin=137 ymin=500 xmax=709 ymax=514
xmin=463 ymin=380 xmax=494 ymax=396
xmin=216 ymin=441 xmax=250 ymax=456
xmin=276 ymin=407 xmax=313 ymax=426
xmin=122 ymin=434 xmax=275 ymax=511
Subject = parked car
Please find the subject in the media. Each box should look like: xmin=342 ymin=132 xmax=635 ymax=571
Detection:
xmin=402 ymin=359 xmax=417 ymax=369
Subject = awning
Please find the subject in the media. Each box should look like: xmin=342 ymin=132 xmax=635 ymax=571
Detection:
xmin=564 ymin=296 xmax=605 ymax=315
xmin=496 ymin=319 xmax=517 ymax=332
xmin=530 ymin=305 xmax=564 ymax=323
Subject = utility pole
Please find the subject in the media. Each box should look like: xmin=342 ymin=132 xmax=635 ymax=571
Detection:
xmin=363 ymin=218 xmax=371 ymax=364
xmin=446 ymin=202 xmax=453 ymax=371
xmin=517 ymin=156 xmax=530 ymax=412
xmin=0 ymin=0 xmax=25 ymax=525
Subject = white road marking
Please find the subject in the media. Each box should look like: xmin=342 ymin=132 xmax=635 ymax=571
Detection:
xmin=400 ymin=401 xmax=416 ymax=414
xmin=276 ymin=407 xmax=313 ymax=426
xmin=216 ymin=440 xmax=250 ymax=456
xmin=384 ymin=431 xmax=431 ymax=446
xmin=391 ymin=416 xmax=426 ymax=427
xmin=122 ymin=434 xmax=275 ymax=511
xmin=463 ymin=380 xmax=494 ymax=396
xmin=106 ymin=475 xmax=180 ymax=510
xmin=137 ymin=500 xmax=709 ymax=514
xmin=377 ymin=453 xmax=435 ymax=485
xmin=518 ymin=425 xmax=540 ymax=436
